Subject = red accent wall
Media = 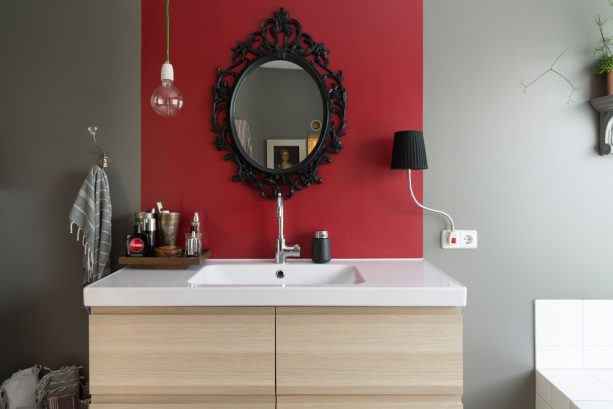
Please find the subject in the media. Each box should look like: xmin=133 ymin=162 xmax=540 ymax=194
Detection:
xmin=141 ymin=0 xmax=423 ymax=259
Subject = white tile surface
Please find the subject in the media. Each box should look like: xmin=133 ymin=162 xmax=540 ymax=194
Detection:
xmin=538 ymin=370 xmax=553 ymax=404
xmin=537 ymin=346 xmax=583 ymax=369
xmin=552 ymin=385 xmax=571 ymax=409
xmin=588 ymin=370 xmax=613 ymax=390
xmin=536 ymin=301 xmax=613 ymax=409
xmin=573 ymin=402 xmax=613 ymax=409
xmin=537 ymin=394 xmax=553 ymax=409
xmin=585 ymin=301 xmax=613 ymax=346
xmin=539 ymin=369 xmax=613 ymax=401
xmin=585 ymin=348 xmax=613 ymax=369
xmin=535 ymin=300 xmax=583 ymax=346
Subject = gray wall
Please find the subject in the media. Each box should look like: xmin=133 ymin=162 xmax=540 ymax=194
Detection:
xmin=424 ymin=1 xmax=612 ymax=408
xmin=0 ymin=1 xmax=140 ymax=380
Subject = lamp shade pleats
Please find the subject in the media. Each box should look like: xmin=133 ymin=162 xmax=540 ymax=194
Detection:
xmin=390 ymin=130 xmax=428 ymax=170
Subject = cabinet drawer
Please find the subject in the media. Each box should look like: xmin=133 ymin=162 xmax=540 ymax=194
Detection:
xmin=90 ymin=395 xmax=275 ymax=409
xmin=277 ymin=395 xmax=462 ymax=409
xmin=89 ymin=307 xmax=275 ymax=395
xmin=276 ymin=307 xmax=463 ymax=395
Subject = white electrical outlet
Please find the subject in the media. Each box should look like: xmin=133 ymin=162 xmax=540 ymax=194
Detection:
xmin=441 ymin=230 xmax=478 ymax=249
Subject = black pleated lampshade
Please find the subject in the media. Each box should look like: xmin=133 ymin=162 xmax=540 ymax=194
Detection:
xmin=390 ymin=130 xmax=428 ymax=170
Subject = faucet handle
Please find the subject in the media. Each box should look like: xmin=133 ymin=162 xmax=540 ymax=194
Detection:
xmin=289 ymin=244 xmax=301 ymax=257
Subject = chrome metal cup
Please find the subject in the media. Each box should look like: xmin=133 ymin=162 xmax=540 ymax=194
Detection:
xmin=157 ymin=212 xmax=181 ymax=247
xmin=134 ymin=211 xmax=153 ymax=225
xmin=135 ymin=212 xmax=157 ymax=252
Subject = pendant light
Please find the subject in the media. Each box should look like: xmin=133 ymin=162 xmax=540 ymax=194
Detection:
xmin=150 ymin=0 xmax=184 ymax=117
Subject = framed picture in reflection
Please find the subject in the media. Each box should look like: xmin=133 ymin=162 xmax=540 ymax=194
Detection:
xmin=266 ymin=139 xmax=306 ymax=170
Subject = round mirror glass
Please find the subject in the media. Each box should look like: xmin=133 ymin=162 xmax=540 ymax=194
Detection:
xmin=232 ymin=60 xmax=324 ymax=171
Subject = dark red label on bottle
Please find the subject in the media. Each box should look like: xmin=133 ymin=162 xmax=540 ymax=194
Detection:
xmin=129 ymin=238 xmax=145 ymax=253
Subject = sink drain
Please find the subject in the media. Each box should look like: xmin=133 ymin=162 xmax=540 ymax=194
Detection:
xmin=276 ymin=270 xmax=285 ymax=279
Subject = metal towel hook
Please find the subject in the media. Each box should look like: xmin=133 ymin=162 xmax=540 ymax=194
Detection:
xmin=87 ymin=126 xmax=110 ymax=168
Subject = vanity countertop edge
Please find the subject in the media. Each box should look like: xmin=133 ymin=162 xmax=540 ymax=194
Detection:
xmin=84 ymin=258 xmax=467 ymax=307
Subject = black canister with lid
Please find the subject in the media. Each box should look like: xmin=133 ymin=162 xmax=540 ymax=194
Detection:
xmin=312 ymin=231 xmax=331 ymax=263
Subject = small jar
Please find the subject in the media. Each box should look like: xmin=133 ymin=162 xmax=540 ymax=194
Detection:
xmin=312 ymin=231 xmax=330 ymax=263
xmin=185 ymin=228 xmax=202 ymax=257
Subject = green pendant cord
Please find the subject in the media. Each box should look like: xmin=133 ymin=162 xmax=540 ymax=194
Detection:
xmin=166 ymin=0 xmax=170 ymax=63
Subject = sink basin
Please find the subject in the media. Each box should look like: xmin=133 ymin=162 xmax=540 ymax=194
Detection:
xmin=84 ymin=259 xmax=468 ymax=306
xmin=188 ymin=262 xmax=364 ymax=286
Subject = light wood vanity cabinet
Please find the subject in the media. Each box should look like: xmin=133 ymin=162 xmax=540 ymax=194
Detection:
xmin=89 ymin=306 xmax=462 ymax=409
xmin=276 ymin=307 xmax=463 ymax=409
xmin=89 ymin=307 xmax=276 ymax=409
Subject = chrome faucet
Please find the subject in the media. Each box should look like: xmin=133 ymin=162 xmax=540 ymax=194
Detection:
xmin=275 ymin=193 xmax=300 ymax=264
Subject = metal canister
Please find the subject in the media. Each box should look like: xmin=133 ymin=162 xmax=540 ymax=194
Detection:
xmin=312 ymin=230 xmax=330 ymax=263
xmin=157 ymin=212 xmax=181 ymax=247
xmin=135 ymin=212 xmax=156 ymax=255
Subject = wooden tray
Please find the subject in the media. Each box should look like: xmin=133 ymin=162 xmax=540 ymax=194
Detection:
xmin=118 ymin=249 xmax=211 ymax=269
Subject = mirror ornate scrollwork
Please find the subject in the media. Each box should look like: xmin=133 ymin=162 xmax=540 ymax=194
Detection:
xmin=212 ymin=8 xmax=347 ymax=199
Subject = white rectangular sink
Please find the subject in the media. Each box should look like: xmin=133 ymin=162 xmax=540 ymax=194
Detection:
xmin=188 ymin=263 xmax=364 ymax=286
xmin=84 ymin=259 xmax=467 ymax=307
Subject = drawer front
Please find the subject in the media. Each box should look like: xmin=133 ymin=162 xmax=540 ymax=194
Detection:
xmin=91 ymin=405 xmax=273 ymax=409
xmin=277 ymin=395 xmax=463 ymax=409
xmin=276 ymin=307 xmax=463 ymax=395
xmin=90 ymin=307 xmax=275 ymax=395
xmin=90 ymin=395 xmax=275 ymax=409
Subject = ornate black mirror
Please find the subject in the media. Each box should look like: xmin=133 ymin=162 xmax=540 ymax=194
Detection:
xmin=212 ymin=8 xmax=347 ymax=199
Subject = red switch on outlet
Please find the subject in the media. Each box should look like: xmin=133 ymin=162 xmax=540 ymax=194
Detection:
xmin=445 ymin=230 xmax=460 ymax=248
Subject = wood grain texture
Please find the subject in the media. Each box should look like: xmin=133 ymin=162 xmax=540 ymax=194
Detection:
xmin=90 ymin=395 xmax=274 ymax=409
xmin=277 ymin=395 xmax=462 ymax=409
xmin=276 ymin=307 xmax=463 ymax=395
xmin=117 ymin=250 xmax=211 ymax=269
xmin=90 ymin=307 xmax=272 ymax=315
xmin=92 ymin=395 xmax=245 ymax=403
xmin=89 ymin=308 xmax=275 ymax=395
xmin=277 ymin=307 xmax=461 ymax=315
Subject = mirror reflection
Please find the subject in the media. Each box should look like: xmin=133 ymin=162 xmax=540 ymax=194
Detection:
xmin=233 ymin=60 xmax=324 ymax=171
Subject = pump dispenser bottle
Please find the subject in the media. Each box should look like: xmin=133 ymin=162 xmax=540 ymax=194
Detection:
xmin=185 ymin=213 xmax=202 ymax=257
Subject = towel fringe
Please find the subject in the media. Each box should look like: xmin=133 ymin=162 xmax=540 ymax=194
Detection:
xmin=69 ymin=222 xmax=95 ymax=275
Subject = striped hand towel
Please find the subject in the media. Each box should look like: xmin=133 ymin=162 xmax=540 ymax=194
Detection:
xmin=68 ymin=165 xmax=112 ymax=285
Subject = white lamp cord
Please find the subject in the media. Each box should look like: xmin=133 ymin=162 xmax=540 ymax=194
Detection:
xmin=407 ymin=169 xmax=455 ymax=231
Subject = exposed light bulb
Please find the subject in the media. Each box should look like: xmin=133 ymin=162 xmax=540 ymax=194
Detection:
xmin=150 ymin=62 xmax=184 ymax=117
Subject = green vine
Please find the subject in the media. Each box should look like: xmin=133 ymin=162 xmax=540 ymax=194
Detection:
xmin=520 ymin=49 xmax=579 ymax=104
xmin=520 ymin=1 xmax=613 ymax=103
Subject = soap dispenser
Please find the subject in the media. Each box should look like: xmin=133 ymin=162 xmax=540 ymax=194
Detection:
xmin=312 ymin=231 xmax=330 ymax=263
xmin=185 ymin=212 xmax=202 ymax=257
